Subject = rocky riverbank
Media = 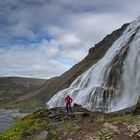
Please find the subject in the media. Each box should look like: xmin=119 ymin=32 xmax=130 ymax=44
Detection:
xmin=0 ymin=109 xmax=29 ymax=131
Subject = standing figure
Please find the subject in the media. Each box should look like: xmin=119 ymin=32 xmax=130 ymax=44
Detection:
xmin=65 ymin=95 xmax=72 ymax=114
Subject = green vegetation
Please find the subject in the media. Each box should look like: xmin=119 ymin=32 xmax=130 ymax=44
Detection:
xmin=47 ymin=123 xmax=58 ymax=140
xmin=107 ymin=65 xmax=119 ymax=87
xmin=96 ymin=129 xmax=113 ymax=139
xmin=66 ymin=120 xmax=80 ymax=132
xmin=109 ymin=113 xmax=137 ymax=122
xmin=94 ymin=113 xmax=138 ymax=123
xmin=95 ymin=115 xmax=106 ymax=123
xmin=0 ymin=89 xmax=45 ymax=112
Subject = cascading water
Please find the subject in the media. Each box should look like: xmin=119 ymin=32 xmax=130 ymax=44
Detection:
xmin=111 ymin=25 xmax=140 ymax=112
xmin=47 ymin=17 xmax=140 ymax=112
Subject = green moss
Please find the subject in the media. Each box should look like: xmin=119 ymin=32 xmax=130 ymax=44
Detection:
xmin=66 ymin=121 xmax=80 ymax=132
xmin=94 ymin=113 xmax=137 ymax=123
xmin=47 ymin=130 xmax=58 ymax=140
xmin=95 ymin=115 xmax=106 ymax=123
xmin=109 ymin=113 xmax=137 ymax=122
xmin=107 ymin=65 xmax=119 ymax=87
xmin=96 ymin=129 xmax=113 ymax=139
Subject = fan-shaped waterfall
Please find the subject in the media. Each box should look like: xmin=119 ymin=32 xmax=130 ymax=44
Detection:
xmin=47 ymin=17 xmax=140 ymax=112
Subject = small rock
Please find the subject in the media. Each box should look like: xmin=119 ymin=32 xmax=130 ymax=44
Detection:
xmin=103 ymin=123 xmax=118 ymax=132
xmin=106 ymin=135 xmax=112 ymax=139
xmin=137 ymin=132 xmax=140 ymax=137
xmin=38 ymin=130 xmax=48 ymax=140
xmin=113 ymin=121 xmax=119 ymax=125
xmin=128 ymin=133 xmax=134 ymax=138
xmin=127 ymin=125 xmax=132 ymax=129
xmin=63 ymin=131 xmax=68 ymax=136
xmin=67 ymin=138 xmax=72 ymax=140
xmin=131 ymin=126 xmax=139 ymax=133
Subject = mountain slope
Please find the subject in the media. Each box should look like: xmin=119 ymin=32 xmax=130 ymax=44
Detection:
xmin=48 ymin=17 xmax=140 ymax=112
xmin=35 ymin=23 xmax=129 ymax=103
xmin=0 ymin=77 xmax=46 ymax=111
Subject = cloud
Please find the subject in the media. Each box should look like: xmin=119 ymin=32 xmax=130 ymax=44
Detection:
xmin=0 ymin=0 xmax=140 ymax=78
xmin=0 ymin=40 xmax=70 ymax=78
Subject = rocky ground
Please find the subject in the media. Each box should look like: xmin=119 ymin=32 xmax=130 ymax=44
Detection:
xmin=0 ymin=104 xmax=140 ymax=140
xmin=44 ymin=105 xmax=140 ymax=140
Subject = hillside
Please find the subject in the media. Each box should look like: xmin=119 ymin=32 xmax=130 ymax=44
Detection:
xmin=34 ymin=23 xmax=129 ymax=103
xmin=47 ymin=17 xmax=140 ymax=112
xmin=0 ymin=77 xmax=46 ymax=112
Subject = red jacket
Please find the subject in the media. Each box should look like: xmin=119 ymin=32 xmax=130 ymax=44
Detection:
xmin=65 ymin=95 xmax=72 ymax=104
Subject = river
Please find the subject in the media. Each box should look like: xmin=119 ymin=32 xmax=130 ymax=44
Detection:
xmin=0 ymin=109 xmax=28 ymax=131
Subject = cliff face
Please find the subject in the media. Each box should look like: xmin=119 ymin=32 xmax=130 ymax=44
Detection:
xmin=36 ymin=23 xmax=129 ymax=102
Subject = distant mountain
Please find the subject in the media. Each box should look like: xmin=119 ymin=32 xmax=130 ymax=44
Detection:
xmin=0 ymin=77 xmax=46 ymax=112
xmin=0 ymin=77 xmax=46 ymax=88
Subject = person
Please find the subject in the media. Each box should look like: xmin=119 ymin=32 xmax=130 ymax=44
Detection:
xmin=65 ymin=95 xmax=72 ymax=114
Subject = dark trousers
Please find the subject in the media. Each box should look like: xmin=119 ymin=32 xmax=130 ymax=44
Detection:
xmin=66 ymin=103 xmax=72 ymax=113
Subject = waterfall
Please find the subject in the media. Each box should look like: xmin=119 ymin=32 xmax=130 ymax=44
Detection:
xmin=111 ymin=25 xmax=140 ymax=111
xmin=47 ymin=17 xmax=140 ymax=112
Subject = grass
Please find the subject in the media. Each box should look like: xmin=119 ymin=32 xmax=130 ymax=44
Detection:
xmin=94 ymin=113 xmax=138 ymax=123
xmin=96 ymin=129 xmax=113 ymax=139
xmin=109 ymin=113 xmax=137 ymax=122
xmin=95 ymin=115 xmax=106 ymax=123
xmin=66 ymin=121 xmax=80 ymax=132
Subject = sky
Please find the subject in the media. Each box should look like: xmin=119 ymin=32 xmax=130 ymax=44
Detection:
xmin=0 ymin=0 xmax=140 ymax=79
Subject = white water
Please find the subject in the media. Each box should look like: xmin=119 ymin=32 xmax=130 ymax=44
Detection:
xmin=111 ymin=23 xmax=140 ymax=111
xmin=47 ymin=17 xmax=140 ymax=112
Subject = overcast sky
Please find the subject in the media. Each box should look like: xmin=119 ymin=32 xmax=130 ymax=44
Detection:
xmin=0 ymin=0 xmax=140 ymax=79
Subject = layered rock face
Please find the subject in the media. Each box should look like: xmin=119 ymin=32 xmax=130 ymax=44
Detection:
xmin=47 ymin=17 xmax=140 ymax=112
